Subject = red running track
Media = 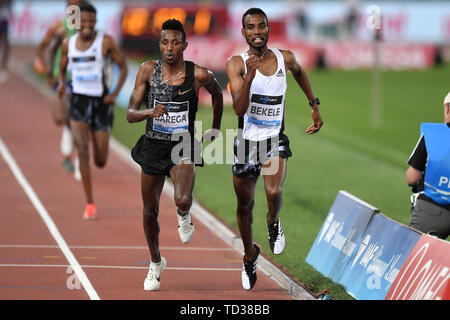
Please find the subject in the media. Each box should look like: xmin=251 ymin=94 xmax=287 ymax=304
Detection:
xmin=0 ymin=47 xmax=314 ymax=301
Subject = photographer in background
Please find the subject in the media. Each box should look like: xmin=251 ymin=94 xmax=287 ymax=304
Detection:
xmin=406 ymin=92 xmax=450 ymax=239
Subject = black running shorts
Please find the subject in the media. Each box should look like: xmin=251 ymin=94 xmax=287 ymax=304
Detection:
xmin=232 ymin=133 xmax=292 ymax=179
xmin=131 ymin=134 xmax=203 ymax=177
xmin=69 ymin=93 xmax=113 ymax=132
xmin=0 ymin=20 xmax=8 ymax=37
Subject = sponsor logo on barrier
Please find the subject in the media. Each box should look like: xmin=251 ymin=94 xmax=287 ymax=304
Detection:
xmin=317 ymin=212 xmax=358 ymax=257
xmin=324 ymin=42 xmax=436 ymax=70
xmin=308 ymin=192 xmax=449 ymax=300
xmin=338 ymin=213 xmax=421 ymax=300
xmin=10 ymin=1 xmax=122 ymax=45
xmin=306 ymin=191 xmax=376 ymax=282
xmin=386 ymin=235 xmax=450 ymax=300
xmin=351 ymin=236 xmax=403 ymax=291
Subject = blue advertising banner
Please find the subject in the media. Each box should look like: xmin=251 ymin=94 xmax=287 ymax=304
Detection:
xmin=338 ymin=213 xmax=421 ymax=300
xmin=306 ymin=191 xmax=377 ymax=282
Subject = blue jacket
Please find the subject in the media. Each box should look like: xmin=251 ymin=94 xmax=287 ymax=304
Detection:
xmin=420 ymin=123 xmax=450 ymax=205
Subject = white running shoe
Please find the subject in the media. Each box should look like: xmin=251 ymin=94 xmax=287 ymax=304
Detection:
xmin=60 ymin=126 xmax=73 ymax=157
xmin=177 ymin=212 xmax=194 ymax=244
xmin=74 ymin=157 xmax=81 ymax=181
xmin=268 ymin=218 xmax=285 ymax=255
xmin=0 ymin=70 xmax=8 ymax=84
xmin=242 ymin=245 xmax=260 ymax=290
xmin=144 ymin=257 xmax=166 ymax=291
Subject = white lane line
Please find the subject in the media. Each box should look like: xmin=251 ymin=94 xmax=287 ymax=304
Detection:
xmin=0 ymin=138 xmax=100 ymax=300
xmin=0 ymin=244 xmax=234 ymax=251
xmin=0 ymin=264 xmax=241 ymax=272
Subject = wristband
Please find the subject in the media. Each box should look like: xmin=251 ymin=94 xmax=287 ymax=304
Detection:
xmin=309 ymin=97 xmax=320 ymax=107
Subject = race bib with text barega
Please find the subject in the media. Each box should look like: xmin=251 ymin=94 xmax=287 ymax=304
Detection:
xmin=152 ymin=100 xmax=190 ymax=134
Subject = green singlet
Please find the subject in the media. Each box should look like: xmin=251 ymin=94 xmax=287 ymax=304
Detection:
xmin=52 ymin=18 xmax=77 ymax=79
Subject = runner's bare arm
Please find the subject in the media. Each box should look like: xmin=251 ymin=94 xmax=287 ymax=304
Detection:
xmin=282 ymin=49 xmax=323 ymax=134
xmin=195 ymin=66 xmax=223 ymax=132
xmin=35 ymin=22 xmax=60 ymax=79
xmin=226 ymin=55 xmax=255 ymax=117
xmin=57 ymin=38 xmax=69 ymax=98
xmin=47 ymin=38 xmax=62 ymax=84
xmin=103 ymin=35 xmax=128 ymax=105
xmin=127 ymin=62 xmax=168 ymax=123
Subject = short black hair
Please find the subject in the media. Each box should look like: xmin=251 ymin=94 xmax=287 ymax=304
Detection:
xmin=79 ymin=1 xmax=96 ymax=15
xmin=161 ymin=19 xmax=186 ymax=42
xmin=242 ymin=8 xmax=268 ymax=28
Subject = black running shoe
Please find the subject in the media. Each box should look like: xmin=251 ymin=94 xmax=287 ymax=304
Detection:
xmin=268 ymin=218 xmax=285 ymax=255
xmin=62 ymin=159 xmax=74 ymax=173
xmin=241 ymin=245 xmax=260 ymax=290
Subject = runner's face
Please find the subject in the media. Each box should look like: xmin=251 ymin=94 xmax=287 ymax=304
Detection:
xmin=79 ymin=11 xmax=96 ymax=39
xmin=242 ymin=14 xmax=270 ymax=50
xmin=159 ymin=30 xmax=186 ymax=65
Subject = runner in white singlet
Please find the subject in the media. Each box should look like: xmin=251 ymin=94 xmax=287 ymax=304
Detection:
xmin=58 ymin=1 xmax=128 ymax=220
xmin=226 ymin=7 xmax=323 ymax=291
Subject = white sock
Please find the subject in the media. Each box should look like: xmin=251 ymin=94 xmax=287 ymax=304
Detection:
xmin=60 ymin=125 xmax=73 ymax=156
xmin=150 ymin=260 xmax=162 ymax=269
xmin=177 ymin=211 xmax=189 ymax=218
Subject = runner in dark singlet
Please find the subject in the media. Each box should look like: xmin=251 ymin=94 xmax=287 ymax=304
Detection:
xmin=127 ymin=19 xmax=223 ymax=291
xmin=0 ymin=0 xmax=11 ymax=83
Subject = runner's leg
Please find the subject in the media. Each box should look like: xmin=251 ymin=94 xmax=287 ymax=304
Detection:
xmin=91 ymin=129 xmax=109 ymax=168
xmin=233 ymin=175 xmax=258 ymax=260
xmin=262 ymin=156 xmax=287 ymax=225
xmin=141 ymin=172 xmax=165 ymax=263
xmin=70 ymin=120 xmax=94 ymax=203
xmin=169 ymin=162 xmax=195 ymax=214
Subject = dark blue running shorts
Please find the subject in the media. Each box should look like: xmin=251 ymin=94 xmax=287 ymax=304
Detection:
xmin=69 ymin=93 xmax=113 ymax=132
xmin=232 ymin=133 xmax=292 ymax=178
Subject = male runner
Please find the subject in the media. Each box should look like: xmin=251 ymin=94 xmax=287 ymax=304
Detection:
xmin=58 ymin=1 xmax=128 ymax=219
xmin=36 ymin=0 xmax=80 ymax=173
xmin=0 ymin=0 xmax=11 ymax=83
xmin=127 ymin=19 xmax=223 ymax=291
xmin=226 ymin=7 xmax=323 ymax=290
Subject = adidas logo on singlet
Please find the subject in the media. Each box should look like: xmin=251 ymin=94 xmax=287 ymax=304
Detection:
xmin=276 ymin=69 xmax=284 ymax=77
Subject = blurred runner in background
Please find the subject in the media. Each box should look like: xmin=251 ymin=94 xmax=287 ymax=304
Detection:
xmin=35 ymin=0 xmax=81 ymax=175
xmin=58 ymin=1 xmax=128 ymax=220
xmin=0 ymin=0 xmax=12 ymax=83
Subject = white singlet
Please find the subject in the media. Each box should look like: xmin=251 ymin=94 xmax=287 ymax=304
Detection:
xmin=68 ymin=30 xmax=106 ymax=97
xmin=240 ymin=48 xmax=287 ymax=141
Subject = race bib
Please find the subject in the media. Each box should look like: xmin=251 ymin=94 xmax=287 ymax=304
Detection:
xmin=247 ymin=94 xmax=283 ymax=128
xmin=152 ymin=100 xmax=189 ymax=134
xmin=72 ymin=57 xmax=99 ymax=82
xmin=74 ymin=74 xmax=100 ymax=82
